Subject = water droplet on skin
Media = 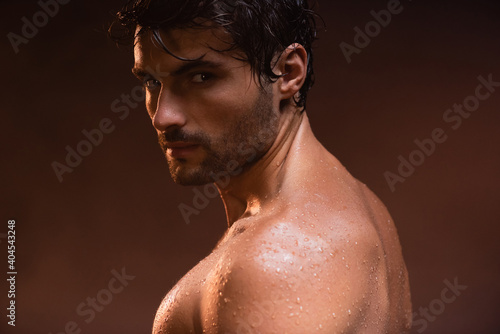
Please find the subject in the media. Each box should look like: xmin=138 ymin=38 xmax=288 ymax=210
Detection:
xmin=296 ymin=297 xmax=301 ymax=304
xmin=332 ymin=312 xmax=336 ymax=318
xmin=310 ymin=224 xmax=315 ymax=228
xmin=185 ymin=291 xmax=190 ymax=296
xmin=318 ymin=247 xmax=323 ymax=253
xmin=348 ymin=309 xmax=351 ymax=315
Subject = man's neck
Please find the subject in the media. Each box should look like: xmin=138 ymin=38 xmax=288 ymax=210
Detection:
xmin=216 ymin=110 xmax=318 ymax=226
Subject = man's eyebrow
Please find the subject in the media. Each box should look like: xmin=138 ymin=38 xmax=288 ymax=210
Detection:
xmin=132 ymin=60 xmax=224 ymax=80
xmin=171 ymin=59 xmax=224 ymax=77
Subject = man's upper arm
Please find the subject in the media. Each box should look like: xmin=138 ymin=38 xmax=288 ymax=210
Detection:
xmin=201 ymin=225 xmax=385 ymax=333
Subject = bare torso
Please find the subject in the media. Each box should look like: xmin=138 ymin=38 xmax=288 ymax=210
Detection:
xmin=153 ymin=115 xmax=412 ymax=333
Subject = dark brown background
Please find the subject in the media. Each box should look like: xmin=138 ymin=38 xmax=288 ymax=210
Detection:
xmin=1 ymin=0 xmax=499 ymax=333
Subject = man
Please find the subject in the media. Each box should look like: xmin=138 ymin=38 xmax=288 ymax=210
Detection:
xmin=111 ymin=0 xmax=412 ymax=332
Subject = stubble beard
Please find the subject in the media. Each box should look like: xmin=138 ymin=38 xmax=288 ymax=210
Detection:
xmin=158 ymin=87 xmax=279 ymax=186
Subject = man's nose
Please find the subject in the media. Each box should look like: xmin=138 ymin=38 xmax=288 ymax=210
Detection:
xmin=152 ymin=90 xmax=187 ymax=132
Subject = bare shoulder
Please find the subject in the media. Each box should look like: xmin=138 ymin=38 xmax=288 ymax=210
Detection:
xmin=200 ymin=206 xmax=395 ymax=333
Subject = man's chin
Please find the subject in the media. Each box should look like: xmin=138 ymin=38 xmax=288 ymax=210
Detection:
xmin=168 ymin=165 xmax=214 ymax=186
xmin=171 ymin=175 xmax=213 ymax=186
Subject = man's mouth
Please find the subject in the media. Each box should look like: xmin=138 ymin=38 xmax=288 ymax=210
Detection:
xmin=166 ymin=142 xmax=200 ymax=158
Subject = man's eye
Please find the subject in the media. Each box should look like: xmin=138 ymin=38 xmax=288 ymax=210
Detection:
xmin=192 ymin=73 xmax=212 ymax=83
xmin=144 ymin=78 xmax=160 ymax=90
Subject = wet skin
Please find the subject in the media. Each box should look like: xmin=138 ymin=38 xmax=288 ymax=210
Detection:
xmin=133 ymin=26 xmax=412 ymax=333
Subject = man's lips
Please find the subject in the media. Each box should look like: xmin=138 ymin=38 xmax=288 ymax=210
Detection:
xmin=165 ymin=142 xmax=200 ymax=158
xmin=166 ymin=142 xmax=198 ymax=149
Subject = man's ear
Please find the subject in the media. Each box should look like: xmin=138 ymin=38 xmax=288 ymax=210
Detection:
xmin=276 ymin=43 xmax=308 ymax=101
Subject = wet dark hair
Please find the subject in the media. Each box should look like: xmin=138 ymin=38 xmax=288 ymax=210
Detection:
xmin=110 ymin=0 xmax=319 ymax=109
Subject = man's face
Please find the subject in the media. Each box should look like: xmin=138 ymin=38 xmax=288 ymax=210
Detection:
xmin=133 ymin=26 xmax=280 ymax=185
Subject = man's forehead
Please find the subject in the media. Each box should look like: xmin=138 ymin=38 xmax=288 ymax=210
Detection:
xmin=132 ymin=25 xmax=249 ymax=80
xmin=134 ymin=24 xmax=233 ymax=61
